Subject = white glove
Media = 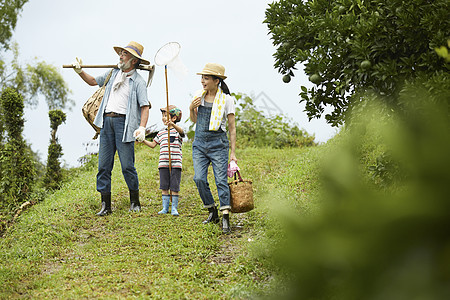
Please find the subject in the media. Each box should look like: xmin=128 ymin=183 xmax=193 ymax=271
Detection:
xmin=134 ymin=126 xmax=146 ymax=142
xmin=72 ymin=57 xmax=83 ymax=74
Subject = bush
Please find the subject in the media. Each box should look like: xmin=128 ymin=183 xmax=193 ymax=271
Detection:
xmin=0 ymin=88 xmax=35 ymax=210
xmin=43 ymin=109 xmax=66 ymax=190
xmin=185 ymin=92 xmax=317 ymax=148
xmin=233 ymin=93 xmax=317 ymax=148
xmin=265 ymin=87 xmax=450 ymax=299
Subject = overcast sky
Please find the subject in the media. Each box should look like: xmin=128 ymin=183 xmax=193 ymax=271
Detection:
xmin=13 ymin=0 xmax=337 ymax=167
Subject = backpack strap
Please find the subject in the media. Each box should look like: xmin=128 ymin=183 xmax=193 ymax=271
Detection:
xmin=104 ymin=69 xmax=114 ymax=86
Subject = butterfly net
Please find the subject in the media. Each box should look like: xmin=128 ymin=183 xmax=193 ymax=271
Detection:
xmin=154 ymin=42 xmax=187 ymax=78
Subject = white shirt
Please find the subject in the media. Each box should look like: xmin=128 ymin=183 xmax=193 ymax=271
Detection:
xmin=105 ymin=71 xmax=130 ymax=114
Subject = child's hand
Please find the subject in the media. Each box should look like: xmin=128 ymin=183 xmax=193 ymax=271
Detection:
xmin=164 ymin=119 xmax=175 ymax=127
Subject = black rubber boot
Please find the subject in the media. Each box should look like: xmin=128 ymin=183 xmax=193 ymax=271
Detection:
xmin=97 ymin=193 xmax=112 ymax=216
xmin=203 ymin=206 xmax=219 ymax=224
xmin=129 ymin=190 xmax=141 ymax=212
xmin=222 ymin=213 xmax=231 ymax=234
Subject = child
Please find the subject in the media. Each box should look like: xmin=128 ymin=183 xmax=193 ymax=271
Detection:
xmin=140 ymin=105 xmax=185 ymax=216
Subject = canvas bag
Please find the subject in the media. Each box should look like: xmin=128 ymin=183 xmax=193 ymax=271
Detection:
xmin=228 ymin=170 xmax=254 ymax=213
xmin=82 ymin=69 xmax=113 ymax=139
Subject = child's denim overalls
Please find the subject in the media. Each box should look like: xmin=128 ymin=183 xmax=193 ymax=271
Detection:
xmin=192 ymin=103 xmax=231 ymax=210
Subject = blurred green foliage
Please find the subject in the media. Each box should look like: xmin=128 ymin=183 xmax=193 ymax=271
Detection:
xmin=1 ymin=43 xmax=73 ymax=111
xmin=264 ymin=87 xmax=450 ymax=299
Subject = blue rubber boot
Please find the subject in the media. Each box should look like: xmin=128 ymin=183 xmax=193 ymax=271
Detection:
xmin=171 ymin=195 xmax=179 ymax=216
xmin=158 ymin=195 xmax=170 ymax=214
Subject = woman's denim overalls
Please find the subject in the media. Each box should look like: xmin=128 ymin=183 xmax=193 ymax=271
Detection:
xmin=192 ymin=103 xmax=231 ymax=210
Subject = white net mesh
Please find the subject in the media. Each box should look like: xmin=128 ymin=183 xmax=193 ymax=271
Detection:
xmin=154 ymin=42 xmax=180 ymax=65
xmin=154 ymin=42 xmax=188 ymax=79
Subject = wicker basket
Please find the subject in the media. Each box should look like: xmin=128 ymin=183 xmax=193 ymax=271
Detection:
xmin=228 ymin=170 xmax=254 ymax=213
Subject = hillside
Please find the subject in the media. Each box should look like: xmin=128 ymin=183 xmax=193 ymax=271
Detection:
xmin=0 ymin=144 xmax=320 ymax=298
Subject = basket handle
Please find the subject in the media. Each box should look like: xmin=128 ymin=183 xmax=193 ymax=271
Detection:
xmin=233 ymin=170 xmax=244 ymax=182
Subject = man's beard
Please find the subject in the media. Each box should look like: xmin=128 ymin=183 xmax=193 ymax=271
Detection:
xmin=118 ymin=58 xmax=134 ymax=71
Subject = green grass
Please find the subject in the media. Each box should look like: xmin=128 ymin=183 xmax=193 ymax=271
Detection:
xmin=0 ymin=143 xmax=321 ymax=299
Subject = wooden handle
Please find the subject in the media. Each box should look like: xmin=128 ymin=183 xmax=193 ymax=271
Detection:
xmin=62 ymin=64 xmax=154 ymax=71
xmin=62 ymin=64 xmax=117 ymax=68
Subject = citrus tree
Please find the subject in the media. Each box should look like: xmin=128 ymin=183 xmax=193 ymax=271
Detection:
xmin=264 ymin=0 xmax=450 ymax=126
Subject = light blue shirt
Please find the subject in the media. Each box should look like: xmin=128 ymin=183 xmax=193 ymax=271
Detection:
xmin=94 ymin=69 xmax=150 ymax=142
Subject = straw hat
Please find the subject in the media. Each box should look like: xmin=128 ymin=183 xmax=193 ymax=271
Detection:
xmin=160 ymin=105 xmax=182 ymax=122
xmin=196 ymin=63 xmax=227 ymax=79
xmin=113 ymin=41 xmax=150 ymax=65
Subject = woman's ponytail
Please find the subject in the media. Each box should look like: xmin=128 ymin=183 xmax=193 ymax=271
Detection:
xmin=212 ymin=75 xmax=230 ymax=95
xmin=219 ymin=79 xmax=230 ymax=95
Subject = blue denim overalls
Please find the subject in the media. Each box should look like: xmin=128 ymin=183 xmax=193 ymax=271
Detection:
xmin=192 ymin=103 xmax=231 ymax=210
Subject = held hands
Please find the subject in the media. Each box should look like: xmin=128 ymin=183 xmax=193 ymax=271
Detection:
xmin=72 ymin=57 xmax=83 ymax=74
xmin=134 ymin=126 xmax=146 ymax=142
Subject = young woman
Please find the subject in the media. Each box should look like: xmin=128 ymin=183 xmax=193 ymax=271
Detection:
xmin=189 ymin=63 xmax=237 ymax=234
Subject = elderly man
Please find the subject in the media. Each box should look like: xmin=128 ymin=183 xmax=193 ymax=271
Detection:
xmin=73 ymin=41 xmax=151 ymax=216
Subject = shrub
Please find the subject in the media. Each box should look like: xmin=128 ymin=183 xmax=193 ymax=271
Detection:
xmin=233 ymin=93 xmax=317 ymax=148
xmin=266 ymin=86 xmax=450 ymax=299
xmin=185 ymin=92 xmax=317 ymax=148
xmin=0 ymin=88 xmax=35 ymax=210
xmin=43 ymin=109 xmax=66 ymax=190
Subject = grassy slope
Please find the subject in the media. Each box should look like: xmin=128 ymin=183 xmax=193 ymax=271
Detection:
xmin=0 ymin=143 xmax=322 ymax=299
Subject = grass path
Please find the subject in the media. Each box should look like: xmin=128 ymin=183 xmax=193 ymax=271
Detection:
xmin=0 ymin=145 xmax=316 ymax=299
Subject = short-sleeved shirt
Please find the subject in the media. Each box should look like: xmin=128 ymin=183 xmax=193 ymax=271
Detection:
xmin=94 ymin=69 xmax=150 ymax=143
xmin=153 ymin=128 xmax=183 ymax=169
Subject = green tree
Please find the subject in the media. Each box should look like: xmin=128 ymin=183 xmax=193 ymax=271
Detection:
xmin=1 ymin=1 xmax=73 ymax=111
xmin=1 ymin=43 xmax=73 ymax=110
xmin=0 ymin=88 xmax=35 ymax=209
xmin=43 ymin=109 xmax=66 ymax=190
xmin=0 ymin=0 xmax=28 ymax=51
xmin=264 ymin=0 xmax=450 ymax=126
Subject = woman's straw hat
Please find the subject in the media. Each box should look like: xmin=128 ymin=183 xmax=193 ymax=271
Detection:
xmin=113 ymin=41 xmax=150 ymax=65
xmin=196 ymin=63 xmax=227 ymax=80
